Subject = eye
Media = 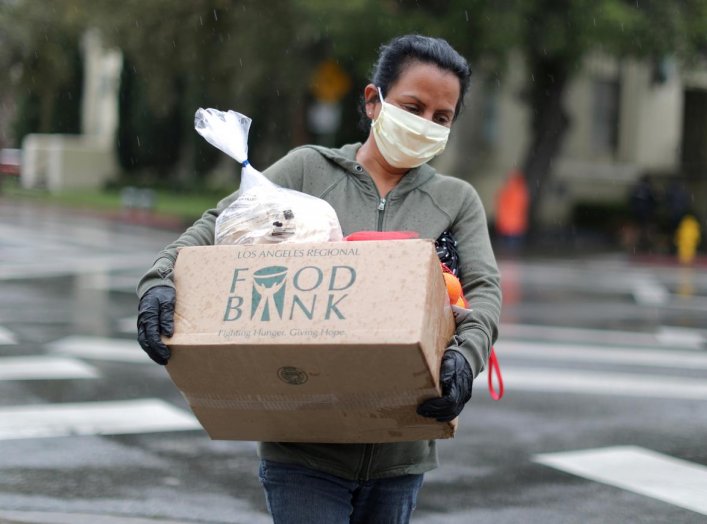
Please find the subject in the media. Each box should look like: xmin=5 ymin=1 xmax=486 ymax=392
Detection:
xmin=403 ymin=105 xmax=420 ymax=114
xmin=434 ymin=113 xmax=453 ymax=126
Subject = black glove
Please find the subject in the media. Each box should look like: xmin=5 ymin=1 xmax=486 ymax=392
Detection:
xmin=137 ymin=285 xmax=176 ymax=365
xmin=417 ymin=349 xmax=473 ymax=422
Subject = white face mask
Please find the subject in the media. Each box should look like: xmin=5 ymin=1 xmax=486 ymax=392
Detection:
xmin=371 ymin=88 xmax=451 ymax=169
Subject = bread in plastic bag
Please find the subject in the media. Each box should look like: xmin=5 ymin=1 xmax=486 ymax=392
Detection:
xmin=194 ymin=108 xmax=343 ymax=245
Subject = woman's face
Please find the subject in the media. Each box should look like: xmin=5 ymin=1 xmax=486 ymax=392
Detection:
xmin=366 ymin=61 xmax=461 ymax=127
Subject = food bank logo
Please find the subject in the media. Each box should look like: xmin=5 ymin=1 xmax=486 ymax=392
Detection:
xmin=224 ymin=264 xmax=356 ymax=322
xmin=252 ymin=266 xmax=288 ymax=321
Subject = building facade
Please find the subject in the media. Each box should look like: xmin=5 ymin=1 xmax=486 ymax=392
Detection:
xmin=439 ymin=51 xmax=707 ymax=230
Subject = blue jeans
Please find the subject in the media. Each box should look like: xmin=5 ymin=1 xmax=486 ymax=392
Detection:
xmin=258 ymin=459 xmax=424 ymax=524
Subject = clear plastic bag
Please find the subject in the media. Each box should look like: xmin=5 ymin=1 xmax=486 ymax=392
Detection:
xmin=194 ymin=108 xmax=343 ymax=245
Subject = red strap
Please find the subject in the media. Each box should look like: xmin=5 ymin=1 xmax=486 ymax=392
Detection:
xmin=442 ymin=264 xmax=505 ymax=400
xmin=487 ymin=348 xmax=504 ymax=400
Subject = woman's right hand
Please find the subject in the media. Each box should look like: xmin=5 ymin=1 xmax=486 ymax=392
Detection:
xmin=137 ymin=286 xmax=176 ymax=365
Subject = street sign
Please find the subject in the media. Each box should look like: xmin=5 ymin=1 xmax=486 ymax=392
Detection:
xmin=310 ymin=59 xmax=351 ymax=103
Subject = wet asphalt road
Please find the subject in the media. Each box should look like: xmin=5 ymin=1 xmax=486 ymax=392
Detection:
xmin=0 ymin=199 xmax=706 ymax=524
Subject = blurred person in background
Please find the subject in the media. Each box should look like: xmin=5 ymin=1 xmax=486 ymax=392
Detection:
xmin=494 ymin=168 xmax=529 ymax=253
xmin=665 ymin=178 xmax=690 ymax=232
xmin=629 ymin=174 xmax=658 ymax=252
xmin=675 ymin=212 xmax=701 ymax=265
xmin=136 ymin=34 xmax=501 ymax=524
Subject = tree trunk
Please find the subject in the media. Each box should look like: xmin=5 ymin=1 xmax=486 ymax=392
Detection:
xmin=521 ymin=56 xmax=570 ymax=240
xmin=39 ymin=89 xmax=55 ymax=133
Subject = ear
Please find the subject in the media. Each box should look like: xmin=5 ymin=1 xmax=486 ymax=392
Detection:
xmin=364 ymin=83 xmax=381 ymax=103
xmin=363 ymin=83 xmax=380 ymax=119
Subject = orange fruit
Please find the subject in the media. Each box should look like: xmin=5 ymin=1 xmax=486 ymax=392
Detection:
xmin=443 ymin=272 xmax=462 ymax=304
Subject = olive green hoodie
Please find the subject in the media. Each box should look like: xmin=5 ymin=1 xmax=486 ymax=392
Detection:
xmin=137 ymin=143 xmax=501 ymax=480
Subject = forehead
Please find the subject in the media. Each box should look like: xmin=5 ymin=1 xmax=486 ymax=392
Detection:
xmin=388 ymin=61 xmax=460 ymax=109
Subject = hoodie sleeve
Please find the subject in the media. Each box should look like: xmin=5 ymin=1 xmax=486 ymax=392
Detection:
xmin=448 ymin=184 xmax=502 ymax=378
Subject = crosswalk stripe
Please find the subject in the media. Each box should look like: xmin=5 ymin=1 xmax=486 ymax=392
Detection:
xmin=0 ymin=326 xmax=17 ymax=345
xmin=0 ymin=510 xmax=196 ymax=524
xmin=47 ymin=335 xmax=149 ymax=363
xmin=656 ymin=326 xmax=706 ymax=350
xmin=499 ymin=323 xmax=706 ymax=350
xmin=117 ymin=316 xmax=137 ymax=335
xmin=0 ymin=356 xmax=99 ymax=381
xmin=0 ymin=254 xmax=156 ymax=280
xmin=495 ymin=340 xmax=707 ymax=369
xmin=534 ymin=446 xmax=707 ymax=515
xmin=497 ymin=367 xmax=707 ymax=400
xmin=632 ymin=276 xmax=670 ymax=305
xmin=0 ymin=399 xmax=201 ymax=440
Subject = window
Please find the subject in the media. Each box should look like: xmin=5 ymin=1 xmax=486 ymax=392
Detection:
xmin=591 ymin=79 xmax=620 ymax=156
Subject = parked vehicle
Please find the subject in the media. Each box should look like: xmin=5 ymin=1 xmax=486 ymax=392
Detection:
xmin=0 ymin=148 xmax=21 ymax=176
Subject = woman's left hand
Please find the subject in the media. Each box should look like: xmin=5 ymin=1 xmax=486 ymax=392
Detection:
xmin=416 ymin=349 xmax=473 ymax=422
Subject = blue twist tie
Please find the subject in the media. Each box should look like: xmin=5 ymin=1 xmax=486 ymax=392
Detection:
xmin=242 ymin=159 xmax=250 ymax=167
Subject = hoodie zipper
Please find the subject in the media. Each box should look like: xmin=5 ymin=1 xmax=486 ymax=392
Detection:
xmin=376 ymin=197 xmax=387 ymax=231
xmin=359 ymin=443 xmax=376 ymax=480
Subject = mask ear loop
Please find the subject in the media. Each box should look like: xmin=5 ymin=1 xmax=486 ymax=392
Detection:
xmin=378 ymin=87 xmax=387 ymax=106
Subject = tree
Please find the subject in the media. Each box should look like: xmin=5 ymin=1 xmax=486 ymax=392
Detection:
xmin=0 ymin=0 xmax=85 ymax=140
xmin=116 ymin=56 xmax=183 ymax=180
xmin=81 ymin=0 xmax=319 ymax=188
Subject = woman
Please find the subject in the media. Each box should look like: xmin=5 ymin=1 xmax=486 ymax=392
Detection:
xmin=137 ymin=34 xmax=501 ymax=524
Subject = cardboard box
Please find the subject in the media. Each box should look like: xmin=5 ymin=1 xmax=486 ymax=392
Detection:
xmin=165 ymin=239 xmax=456 ymax=443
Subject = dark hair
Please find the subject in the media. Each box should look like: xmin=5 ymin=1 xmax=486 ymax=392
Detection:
xmin=359 ymin=34 xmax=472 ymax=130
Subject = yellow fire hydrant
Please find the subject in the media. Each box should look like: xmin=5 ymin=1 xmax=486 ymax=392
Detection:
xmin=675 ymin=214 xmax=701 ymax=264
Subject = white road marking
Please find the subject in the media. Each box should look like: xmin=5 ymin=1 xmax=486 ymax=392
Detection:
xmin=89 ymin=274 xmax=143 ymax=292
xmin=117 ymin=316 xmax=137 ymax=334
xmin=0 ymin=254 xmax=156 ymax=280
xmin=500 ymin=323 xmax=705 ymax=349
xmin=0 ymin=399 xmax=201 ymax=440
xmin=656 ymin=327 xmax=706 ymax=350
xmin=0 ymin=356 xmax=99 ymax=381
xmin=495 ymin=340 xmax=707 ymax=369
xmin=497 ymin=367 xmax=707 ymax=400
xmin=0 ymin=326 xmax=17 ymax=345
xmin=47 ymin=335 xmax=149 ymax=363
xmin=534 ymin=446 xmax=707 ymax=515
xmin=632 ymin=276 xmax=669 ymax=305
xmin=0 ymin=510 xmax=194 ymax=524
